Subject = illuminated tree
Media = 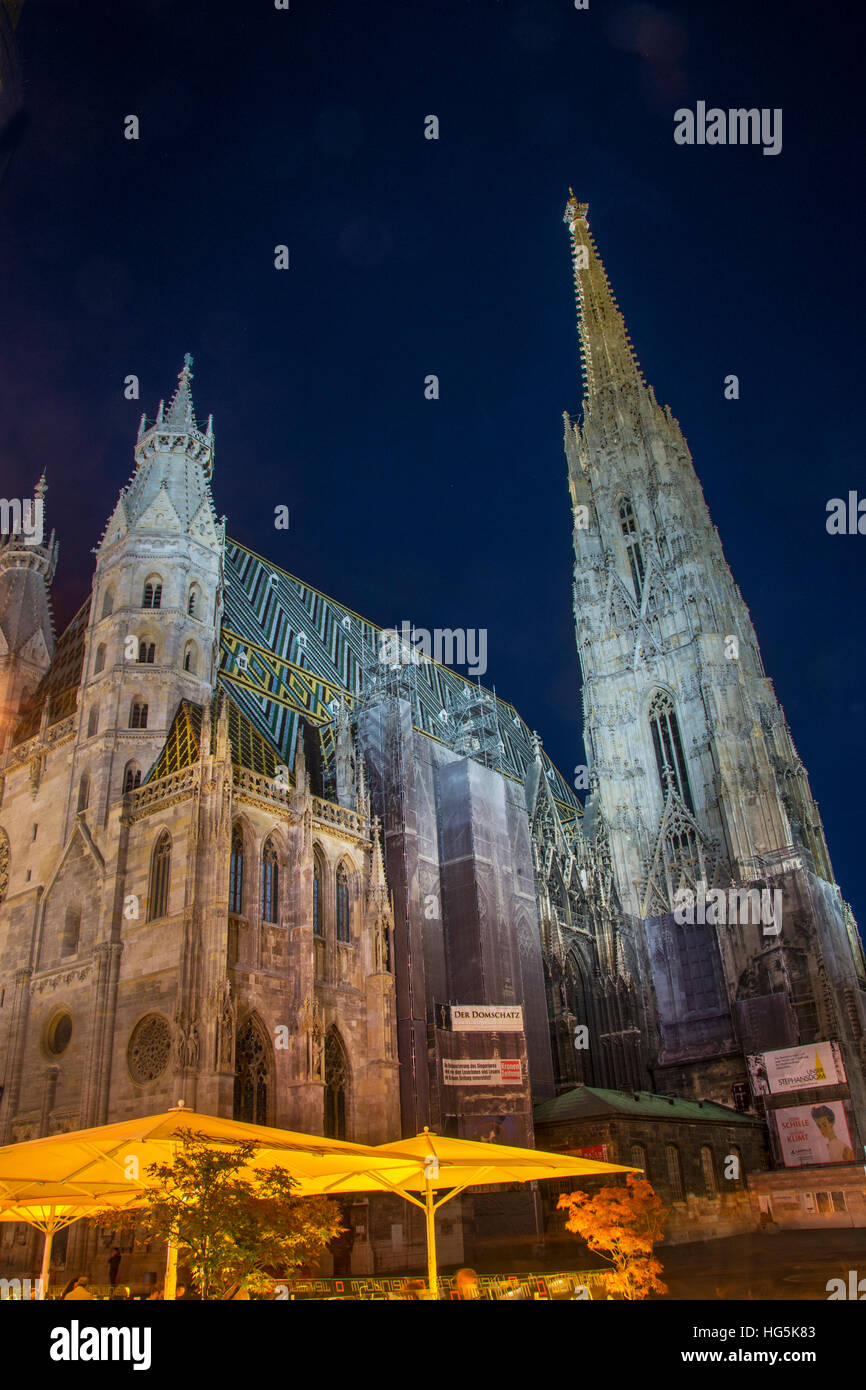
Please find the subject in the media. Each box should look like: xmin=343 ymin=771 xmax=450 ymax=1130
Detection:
xmin=557 ymin=1172 xmax=668 ymax=1300
xmin=131 ymin=1129 xmax=344 ymax=1298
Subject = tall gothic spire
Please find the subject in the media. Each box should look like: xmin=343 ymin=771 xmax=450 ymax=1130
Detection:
xmin=563 ymin=193 xmax=647 ymax=410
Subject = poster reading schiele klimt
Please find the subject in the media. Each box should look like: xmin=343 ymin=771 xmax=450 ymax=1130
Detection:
xmin=774 ymin=1102 xmax=856 ymax=1167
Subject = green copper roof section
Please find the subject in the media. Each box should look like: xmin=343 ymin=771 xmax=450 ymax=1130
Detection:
xmin=220 ymin=538 xmax=580 ymax=820
xmin=534 ymin=1085 xmax=759 ymax=1126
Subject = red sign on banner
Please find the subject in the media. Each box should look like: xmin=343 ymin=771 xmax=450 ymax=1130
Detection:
xmin=499 ymin=1059 xmax=522 ymax=1084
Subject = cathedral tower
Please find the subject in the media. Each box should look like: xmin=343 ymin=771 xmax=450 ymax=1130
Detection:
xmin=562 ymin=196 xmax=866 ymax=1123
xmin=73 ymin=356 xmax=224 ymax=831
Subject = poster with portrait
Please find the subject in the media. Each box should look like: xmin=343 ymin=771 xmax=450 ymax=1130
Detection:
xmin=772 ymin=1101 xmax=856 ymax=1167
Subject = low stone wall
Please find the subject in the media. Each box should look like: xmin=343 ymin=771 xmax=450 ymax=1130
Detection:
xmin=747 ymin=1165 xmax=866 ymax=1230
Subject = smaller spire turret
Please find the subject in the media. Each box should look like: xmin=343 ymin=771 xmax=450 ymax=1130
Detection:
xmin=130 ymin=353 xmax=215 ymax=483
xmin=0 ymin=473 xmax=57 ymax=734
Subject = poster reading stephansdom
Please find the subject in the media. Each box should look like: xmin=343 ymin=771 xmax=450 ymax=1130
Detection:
xmin=762 ymin=1041 xmax=846 ymax=1093
xmin=774 ymin=1101 xmax=856 ymax=1167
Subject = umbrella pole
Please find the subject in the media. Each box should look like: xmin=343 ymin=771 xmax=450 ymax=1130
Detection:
xmin=164 ymin=1237 xmax=178 ymax=1301
xmin=424 ymin=1179 xmax=439 ymax=1301
xmin=39 ymin=1222 xmax=54 ymax=1300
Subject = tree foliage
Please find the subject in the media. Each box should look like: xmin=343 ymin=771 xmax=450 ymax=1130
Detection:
xmin=115 ymin=1128 xmax=344 ymax=1298
xmin=557 ymin=1173 xmax=668 ymax=1300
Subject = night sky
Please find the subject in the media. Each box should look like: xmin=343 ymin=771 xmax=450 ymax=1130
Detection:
xmin=1 ymin=1 xmax=863 ymax=931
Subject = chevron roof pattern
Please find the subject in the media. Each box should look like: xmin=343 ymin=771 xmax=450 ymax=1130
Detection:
xmin=219 ymin=540 xmax=580 ymax=828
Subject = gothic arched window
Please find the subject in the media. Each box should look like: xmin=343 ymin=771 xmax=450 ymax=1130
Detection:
xmin=94 ymin=644 xmax=106 ymax=674
xmin=229 ymin=826 xmax=245 ymax=915
xmin=87 ymin=707 xmax=99 ymax=737
xmin=234 ymin=1016 xmax=270 ymax=1125
xmin=148 ymin=831 xmax=171 ymax=921
xmin=129 ymin=700 xmax=148 ymax=729
xmin=123 ymin=762 xmax=141 ymax=793
xmin=61 ymin=905 xmax=81 ymax=957
xmin=313 ymin=856 xmax=323 ymax=937
xmin=648 ymin=691 xmax=693 ymax=811
xmin=630 ymin=1143 xmax=649 ymax=1180
xmin=182 ymin=642 xmax=198 ymax=674
xmin=665 ymin=1144 xmax=684 ymax=1202
xmin=101 ymin=588 xmax=114 ymax=619
xmin=142 ymin=577 xmax=163 ymax=609
xmin=324 ymin=1029 xmax=349 ymax=1139
xmin=76 ymin=774 xmax=90 ymax=813
xmin=336 ymin=863 xmax=350 ymax=943
xmin=138 ymin=640 xmax=155 ymax=664
xmin=619 ymin=498 xmax=645 ymax=600
xmin=187 ymin=584 xmax=200 ymax=618
xmin=261 ymin=838 xmax=279 ymax=923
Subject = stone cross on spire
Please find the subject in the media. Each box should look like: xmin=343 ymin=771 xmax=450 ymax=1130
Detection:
xmin=563 ymin=194 xmax=647 ymax=410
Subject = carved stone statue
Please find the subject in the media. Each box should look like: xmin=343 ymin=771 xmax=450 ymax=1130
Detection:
xmin=217 ymin=980 xmax=235 ymax=1067
xmin=299 ymin=994 xmax=324 ymax=1081
xmin=186 ymin=1021 xmax=201 ymax=1069
xmin=310 ymin=1002 xmax=324 ymax=1081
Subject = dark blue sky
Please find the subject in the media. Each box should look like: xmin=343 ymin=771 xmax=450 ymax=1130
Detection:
xmin=1 ymin=0 xmax=864 ymax=929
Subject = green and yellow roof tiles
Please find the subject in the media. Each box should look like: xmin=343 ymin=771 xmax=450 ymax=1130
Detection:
xmin=221 ymin=539 xmax=580 ymax=815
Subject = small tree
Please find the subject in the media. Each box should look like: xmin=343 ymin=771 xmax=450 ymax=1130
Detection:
xmin=132 ymin=1129 xmax=344 ymax=1298
xmin=557 ymin=1172 xmax=668 ymax=1300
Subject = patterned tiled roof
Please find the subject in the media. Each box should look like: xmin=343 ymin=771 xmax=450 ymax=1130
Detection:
xmin=220 ymin=540 xmax=580 ymax=825
xmin=144 ymin=695 xmax=281 ymax=783
xmin=12 ymin=599 xmax=89 ymax=743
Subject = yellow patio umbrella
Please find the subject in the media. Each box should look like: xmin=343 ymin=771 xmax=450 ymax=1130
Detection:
xmin=0 ymin=1188 xmax=143 ymax=1299
xmin=0 ymin=1105 xmax=415 ymax=1299
xmin=300 ymin=1127 xmax=638 ymax=1299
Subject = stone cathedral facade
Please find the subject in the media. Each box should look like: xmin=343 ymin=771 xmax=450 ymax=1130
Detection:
xmin=0 ymin=366 xmax=402 ymax=1163
xmin=0 ymin=199 xmax=864 ymax=1276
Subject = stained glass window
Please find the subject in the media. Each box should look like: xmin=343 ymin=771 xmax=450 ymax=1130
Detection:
xmin=229 ymin=826 xmax=244 ymax=915
xmin=313 ymin=857 xmax=323 ymax=937
xmin=234 ymin=1017 xmax=269 ymax=1124
xmin=148 ymin=832 xmax=171 ymax=920
xmin=324 ymin=1030 xmax=349 ymax=1139
xmin=619 ymin=497 xmax=645 ymax=600
xmin=261 ymin=839 xmax=279 ymax=923
xmin=336 ymin=863 xmax=350 ymax=943
xmin=648 ymin=690 xmax=693 ymax=811
xmin=128 ymin=1014 xmax=171 ymax=1083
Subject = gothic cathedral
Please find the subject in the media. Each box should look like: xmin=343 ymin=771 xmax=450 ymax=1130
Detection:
xmin=0 ymin=200 xmax=864 ymax=1266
